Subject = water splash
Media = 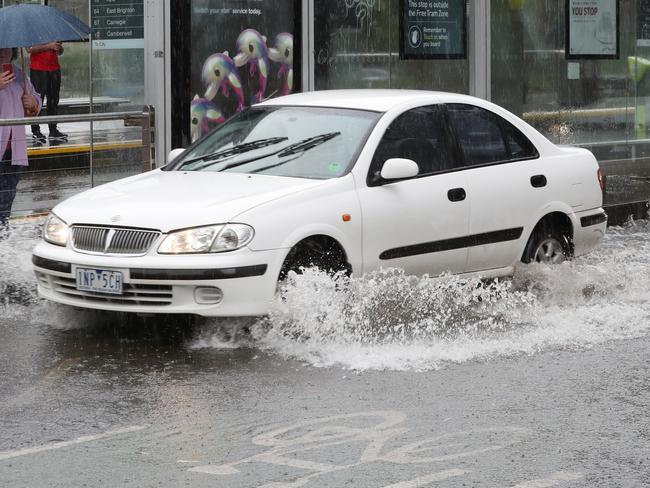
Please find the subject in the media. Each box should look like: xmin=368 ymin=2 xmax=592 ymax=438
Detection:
xmin=191 ymin=317 xmax=257 ymax=349
xmin=4 ymin=218 xmax=650 ymax=371
xmin=245 ymin=221 xmax=650 ymax=370
xmin=264 ymin=268 xmax=535 ymax=342
xmin=0 ymin=222 xmax=42 ymax=320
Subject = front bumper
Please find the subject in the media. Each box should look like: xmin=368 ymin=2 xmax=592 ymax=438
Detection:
xmin=32 ymin=241 xmax=286 ymax=317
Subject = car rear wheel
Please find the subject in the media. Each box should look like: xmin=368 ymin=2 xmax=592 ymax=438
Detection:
xmin=523 ymin=229 xmax=570 ymax=264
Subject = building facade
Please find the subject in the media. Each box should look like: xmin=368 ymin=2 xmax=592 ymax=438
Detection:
xmin=4 ymin=1 xmax=650 ymax=208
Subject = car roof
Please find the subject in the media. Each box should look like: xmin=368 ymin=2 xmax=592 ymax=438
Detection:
xmin=257 ymin=89 xmax=481 ymax=112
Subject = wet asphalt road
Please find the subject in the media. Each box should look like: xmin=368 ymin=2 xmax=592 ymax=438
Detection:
xmin=0 ymin=311 xmax=649 ymax=488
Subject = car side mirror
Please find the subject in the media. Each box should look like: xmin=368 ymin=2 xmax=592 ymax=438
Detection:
xmin=380 ymin=158 xmax=419 ymax=180
xmin=168 ymin=148 xmax=185 ymax=163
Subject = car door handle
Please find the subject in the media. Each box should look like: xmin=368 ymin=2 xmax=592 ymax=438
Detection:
xmin=530 ymin=175 xmax=547 ymax=188
xmin=447 ymin=188 xmax=466 ymax=202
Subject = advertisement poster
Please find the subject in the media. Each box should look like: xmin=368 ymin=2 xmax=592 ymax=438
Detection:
xmin=637 ymin=0 xmax=650 ymax=47
xmin=566 ymin=0 xmax=619 ymax=59
xmin=399 ymin=0 xmax=466 ymax=60
xmin=190 ymin=0 xmax=298 ymax=141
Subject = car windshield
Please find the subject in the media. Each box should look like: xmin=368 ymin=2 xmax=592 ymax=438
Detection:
xmin=173 ymin=106 xmax=380 ymax=179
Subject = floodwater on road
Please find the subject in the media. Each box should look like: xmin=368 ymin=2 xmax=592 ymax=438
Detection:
xmin=2 ymin=218 xmax=649 ymax=372
xmin=1 ymin=220 xmax=650 ymax=488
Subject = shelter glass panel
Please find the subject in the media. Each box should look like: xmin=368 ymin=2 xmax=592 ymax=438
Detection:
xmin=313 ymin=0 xmax=469 ymax=93
xmin=491 ymin=0 xmax=650 ymax=207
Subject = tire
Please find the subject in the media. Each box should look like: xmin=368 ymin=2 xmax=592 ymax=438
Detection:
xmin=522 ymin=229 xmax=570 ymax=264
xmin=278 ymin=238 xmax=351 ymax=283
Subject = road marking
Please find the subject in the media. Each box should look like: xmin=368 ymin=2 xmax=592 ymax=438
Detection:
xmin=511 ymin=471 xmax=584 ymax=488
xmin=192 ymin=464 xmax=240 ymax=475
xmin=190 ymin=410 xmax=529 ymax=488
xmin=253 ymin=411 xmax=407 ymax=447
xmin=254 ymin=454 xmax=338 ymax=472
xmin=0 ymin=425 xmax=147 ymax=461
xmin=190 ymin=411 xmax=410 ymax=475
xmin=380 ymin=426 xmax=528 ymax=465
xmin=381 ymin=469 xmax=467 ymax=488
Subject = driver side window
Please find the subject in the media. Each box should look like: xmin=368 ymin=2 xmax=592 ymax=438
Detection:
xmin=368 ymin=106 xmax=451 ymax=186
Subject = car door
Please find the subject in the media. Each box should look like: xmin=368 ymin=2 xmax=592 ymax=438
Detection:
xmin=444 ymin=103 xmax=545 ymax=272
xmin=356 ymin=105 xmax=470 ymax=276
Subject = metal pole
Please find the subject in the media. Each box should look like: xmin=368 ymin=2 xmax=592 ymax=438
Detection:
xmin=0 ymin=111 xmax=148 ymax=127
xmin=88 ymin=2 xmax=94 ymax=187
xmin=19 ymin=47 xmax=27 ymax=94
xmin=469 ymin=0 xmax=491 ymax=101
xmin=141 ymin=105 xmax=152 ymax=172
xmin=301 ymin=0 xmax=314 ymax=92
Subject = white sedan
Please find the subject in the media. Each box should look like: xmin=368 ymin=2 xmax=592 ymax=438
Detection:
xmin=32 ymin=90 xmax=607 ymax=317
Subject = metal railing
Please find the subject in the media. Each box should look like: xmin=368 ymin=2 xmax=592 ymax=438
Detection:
xmin=0 ymin=106 xmax=155 ymax=220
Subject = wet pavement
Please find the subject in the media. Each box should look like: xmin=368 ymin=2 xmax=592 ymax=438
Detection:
xmin=1 ymin=221 xmax=650 ymax=487
xmin=10 ymin=120 xmax=144 ymax=219
xmin=1 ymin=315 xmax=649 ymax=487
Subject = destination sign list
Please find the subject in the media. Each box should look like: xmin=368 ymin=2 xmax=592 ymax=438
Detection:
xmin=91 ymin=0 xmax=143 ymax=42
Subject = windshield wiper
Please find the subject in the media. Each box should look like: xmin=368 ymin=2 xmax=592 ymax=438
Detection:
xmin=215 ymin=131 xmax=343 ymax=173
xmin=249 ymin=154 xmax=301 ymax=174
xmin=179 ymin=137 xmax=288 ymax=169
xmin=181 ymin=132 xmax=341 ymax=174
xmin=276 ymin=132 xmax=340 ymax=157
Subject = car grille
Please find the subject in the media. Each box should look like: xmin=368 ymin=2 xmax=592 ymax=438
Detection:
xmin=35 ymin=272 xmax=173 ymax=306
xmin=71 ymin=226 xmax=161 ymax=255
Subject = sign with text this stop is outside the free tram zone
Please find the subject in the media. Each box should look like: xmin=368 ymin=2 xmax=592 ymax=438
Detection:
xmin=400 ymin=0 xmax=466 ymax=60
xmin=91 ymin=0 xmax=144 ymax=49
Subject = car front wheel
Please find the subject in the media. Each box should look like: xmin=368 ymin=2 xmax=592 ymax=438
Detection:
xmin=277 ymin=235 xmax=351 ymax=284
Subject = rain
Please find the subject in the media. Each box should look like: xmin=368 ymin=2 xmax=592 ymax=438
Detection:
xmin=1 ymin=1 xmax=650 ymax=487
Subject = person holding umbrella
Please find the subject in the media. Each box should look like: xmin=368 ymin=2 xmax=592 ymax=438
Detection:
xmin=0 ymin=47 xmax=41 ymax=228
xmin=0 ymin=3 xmax=91 ymax=147
xmin=0 ymin=3 xmax=90 ymax=228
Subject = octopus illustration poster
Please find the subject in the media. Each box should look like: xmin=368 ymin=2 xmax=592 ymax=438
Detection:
xmin=190 ymin=0 xmax=299 ymax=141
xmin=566 ymin=0 xmax=619 ymax=59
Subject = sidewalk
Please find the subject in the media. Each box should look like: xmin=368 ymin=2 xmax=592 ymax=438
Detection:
xmin=9 ymin=121 xmax=145 ymax=219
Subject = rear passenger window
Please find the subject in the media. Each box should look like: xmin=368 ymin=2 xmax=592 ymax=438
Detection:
xmin=447 ymin=104 xmax=538 ymax=168
xmin=369 ymin=106 xmax=451 ymax=185
xmin=447 ymin=104 xmax=508 ymax=166
xmin=502 ymin=120 xmax=538 ymax=160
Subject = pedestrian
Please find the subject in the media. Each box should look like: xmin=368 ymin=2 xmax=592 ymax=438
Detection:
xmin=28 ymin=41 xmax=66 ymax=143
xmin=0 ymin=47 xmax=41 ymax=228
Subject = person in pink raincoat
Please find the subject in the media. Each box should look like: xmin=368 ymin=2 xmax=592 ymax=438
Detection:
xmin=0 ymin=47 xmax=41 ymax=227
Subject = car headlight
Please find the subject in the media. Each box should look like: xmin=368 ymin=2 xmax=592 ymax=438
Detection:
xmin=158 ymin=224 xmax=254 ymax=254
xmin=43 ymin=213 xmax=69 ymax=246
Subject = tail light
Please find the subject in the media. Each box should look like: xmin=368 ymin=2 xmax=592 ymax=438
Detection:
xmin=597 ymin=168 xmax=606 ymax=192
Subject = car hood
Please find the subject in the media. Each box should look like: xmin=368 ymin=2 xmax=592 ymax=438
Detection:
xmin=53 ymin=170 xmax=328 ymax=232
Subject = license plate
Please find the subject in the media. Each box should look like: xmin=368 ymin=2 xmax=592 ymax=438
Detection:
xmin=76 ymin=267 xmax=123 ymax=295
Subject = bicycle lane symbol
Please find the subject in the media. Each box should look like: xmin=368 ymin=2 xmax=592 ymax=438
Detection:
xmin=188 ymin=410 xmax=530 ymax=488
